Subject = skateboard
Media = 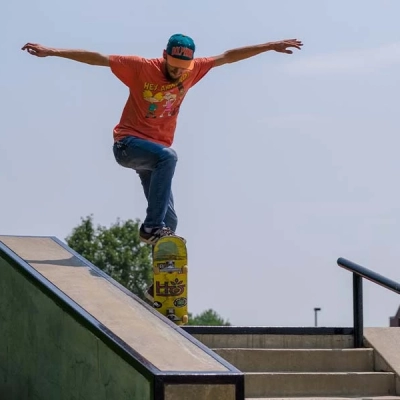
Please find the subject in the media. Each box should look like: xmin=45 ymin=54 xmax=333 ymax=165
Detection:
xmin=152 ymin=236 xmax=188 ymax=325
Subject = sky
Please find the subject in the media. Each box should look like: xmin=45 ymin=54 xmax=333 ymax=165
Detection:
xmin=2 ymin=0 xmax=400 ymax=328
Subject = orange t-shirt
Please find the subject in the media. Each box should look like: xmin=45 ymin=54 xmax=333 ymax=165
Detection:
xmin=109 ymin=55 xmax=216 ymax=147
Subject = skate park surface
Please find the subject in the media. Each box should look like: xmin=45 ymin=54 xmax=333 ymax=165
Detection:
xmin=0 ymin=235 xmax=243 ymax=400
xmin=1 ymin=234 xmax=400 ymax=400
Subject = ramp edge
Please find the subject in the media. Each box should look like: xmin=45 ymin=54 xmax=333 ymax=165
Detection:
xmin=52 ymin=236 xmax=244 ymax=375
xmin=0 ymin=235 xmax=246 ymax=400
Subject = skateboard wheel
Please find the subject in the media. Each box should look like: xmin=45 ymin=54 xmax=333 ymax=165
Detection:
xmin=182 ymin=315 xmax=188 ymax=324
xmin=153 ymin=266 xmax=160 ymax=274
xmin=182 ymin=265 xmax=188 ymax=274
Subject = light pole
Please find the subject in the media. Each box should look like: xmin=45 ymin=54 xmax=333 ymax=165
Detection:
xmin=314 ymin=307 xmax=321 ymax=327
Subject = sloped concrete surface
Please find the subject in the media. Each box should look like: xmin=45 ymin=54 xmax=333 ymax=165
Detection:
xmin=0 ymin=236 xmax=228 ymax=373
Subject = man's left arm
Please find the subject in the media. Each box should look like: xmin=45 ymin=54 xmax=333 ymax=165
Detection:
xmin=212 ymin=39 xmax=303 ymax=67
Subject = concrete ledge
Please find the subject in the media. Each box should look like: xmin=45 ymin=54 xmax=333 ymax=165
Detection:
xmin=0 ymin=235 xmax=229 ymax=372
xmin=0 ymin=235 xmax=244 ymax=400
xmin=0 ymin=253 xmax=152 ymax=399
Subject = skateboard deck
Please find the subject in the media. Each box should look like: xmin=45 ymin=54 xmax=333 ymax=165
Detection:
xmin=152 ymin=236 xmax=188 ymax=325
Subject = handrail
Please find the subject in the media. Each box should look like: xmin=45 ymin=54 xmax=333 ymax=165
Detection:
xmin=337 ymin=257 xmax=400 ymax=348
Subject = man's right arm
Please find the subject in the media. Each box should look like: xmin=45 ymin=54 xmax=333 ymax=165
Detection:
xmin=21 ymin=43 xmax=110 ymax=66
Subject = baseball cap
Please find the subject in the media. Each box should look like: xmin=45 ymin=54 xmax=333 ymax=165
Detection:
xmin=165 ymin=33 xmax=195 ymax=70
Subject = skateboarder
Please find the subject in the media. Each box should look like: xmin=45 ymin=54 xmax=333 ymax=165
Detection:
xmin=22 ymin=34 xmax=303 ymax=245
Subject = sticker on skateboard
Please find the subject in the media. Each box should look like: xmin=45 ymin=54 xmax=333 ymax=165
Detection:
xmin=152 ymin=236 xmax=188 ymax=325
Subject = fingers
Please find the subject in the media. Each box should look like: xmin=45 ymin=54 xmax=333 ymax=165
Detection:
xmin=287 ymin=41 xmax=303 ymax=49
xmin=281 ymin=39 xmax=303 ymax=52
xmin=21 ymin=43 xmax=44 ymax=57
xmin=274 ymin=39 xmax=302 ymax=55
xmin=268 ymin=38 xmax=303 ymax=55
xmin=21 ymin=43 xmax=43 ymax=55
xmin=21 ymin=42 xmax=38 ymax=50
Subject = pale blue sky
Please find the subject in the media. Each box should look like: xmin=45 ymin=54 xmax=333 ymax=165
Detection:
xmin=2 ymin=0 xmax=400 ymax=327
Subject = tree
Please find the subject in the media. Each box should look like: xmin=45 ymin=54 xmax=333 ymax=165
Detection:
xmin=188 ymin=309 xmax=231 ymax=326
xmin=65 ymin=215 xmax=152 ymax=300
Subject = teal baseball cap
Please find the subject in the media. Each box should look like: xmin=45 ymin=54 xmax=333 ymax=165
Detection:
xmin=165 ymin=33 xmax=195 ymax=70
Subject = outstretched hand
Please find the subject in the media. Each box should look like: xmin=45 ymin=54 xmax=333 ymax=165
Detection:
xmin=270 ymin=39 xmax=303 ymax=54
xmin=21 ymin=43 xmax=54 ymax=57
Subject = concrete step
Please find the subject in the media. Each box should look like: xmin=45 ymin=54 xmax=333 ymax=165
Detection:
xmin=246 ymin=397 xmax=400 ymax=400
xmin=192 ymin=333 xmax=354 ymax=349
xmin=245 ymin=372 xmax=396 ymax=398
xmin=213 ymin=348 xmax=374 ymax=372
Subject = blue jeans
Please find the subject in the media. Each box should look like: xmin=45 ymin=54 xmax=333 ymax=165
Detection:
xmin=113 ymin=136 xmax=178 ymax=231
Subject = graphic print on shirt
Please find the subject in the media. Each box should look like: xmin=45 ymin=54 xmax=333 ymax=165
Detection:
xmin=142 ymin=74 xmax=189 ymax=119
xmin=143 ymin=90 xmax=164 ymax=118
xmin=160 ymin=92 xmax=177 ymax=118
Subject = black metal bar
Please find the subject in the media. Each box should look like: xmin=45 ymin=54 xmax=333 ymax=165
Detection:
xmin=338 ymin=257 xmax=400 ymax=294
xmin=153 ymin=376 xmax=165 ymax=400
xmin=235 ymin=374 xmax=245 ymax=400
xmin=183 ymin=326 xmax=354 ymax=335
xmin=353 ymin=273 xmax=363 ymax=348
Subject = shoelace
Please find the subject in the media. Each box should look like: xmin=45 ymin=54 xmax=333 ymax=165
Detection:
xmin=160 ymin=227 xmax=175 ymax=236
xmin=153 ymin=227 xmax=174 ymax=237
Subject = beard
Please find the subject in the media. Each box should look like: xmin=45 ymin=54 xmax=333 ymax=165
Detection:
xmin=165 ymin=69 xmax=181 ymax=83
xmin=163 ymin=61 xmax=182 ymax=83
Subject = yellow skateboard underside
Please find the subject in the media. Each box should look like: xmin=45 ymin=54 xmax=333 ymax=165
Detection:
xmin=152 ymin=236 xmax=188 ymax=325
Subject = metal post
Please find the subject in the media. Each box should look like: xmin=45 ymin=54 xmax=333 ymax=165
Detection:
xmin=353 ymin=273 xmax=363 ymax=348
xmin=314 ymin=307 xmax=321 ymax=327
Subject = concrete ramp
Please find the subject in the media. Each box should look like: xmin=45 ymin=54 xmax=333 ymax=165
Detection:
xmin=0 ymin=235 xmax=244 ymax=400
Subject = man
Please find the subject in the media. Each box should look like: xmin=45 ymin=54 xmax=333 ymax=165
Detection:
xmin=22 ymin=34 xmax=303 ymax=246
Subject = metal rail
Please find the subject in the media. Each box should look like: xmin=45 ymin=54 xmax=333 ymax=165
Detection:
xmin=337 ymin=257 xmax=400 ymax=347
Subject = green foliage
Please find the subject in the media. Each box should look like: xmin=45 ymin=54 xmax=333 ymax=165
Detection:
xmin=65 ymin=215 xmax=152 ymax=300
xmin=188 ymin=308 xmax=231 ymax=326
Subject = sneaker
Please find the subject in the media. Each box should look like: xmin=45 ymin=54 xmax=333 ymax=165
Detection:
xmin=139 ymin=224 xmax=186 ymax=245
xmin=145 ymin=283 xmax=154 ymax=303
